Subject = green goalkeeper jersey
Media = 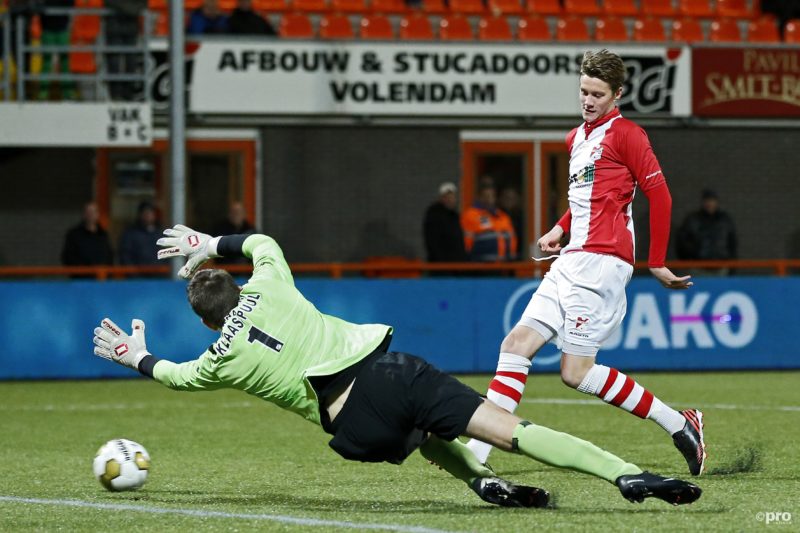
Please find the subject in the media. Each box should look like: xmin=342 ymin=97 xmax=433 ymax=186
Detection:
xmin=152 ymin=235 xmax=392 ymax=425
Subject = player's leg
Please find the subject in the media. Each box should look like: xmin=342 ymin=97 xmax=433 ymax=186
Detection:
xmin=465 ymin=271 xmax=563 ymax=464
xmin=559 ymin=254 xmax=707 ymax=475
xmin=465 ymin=401 xmax=702 ymax=505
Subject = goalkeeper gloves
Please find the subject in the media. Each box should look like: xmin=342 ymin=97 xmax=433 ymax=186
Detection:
xmin=156 ymin=224 xmax=220 ymax=279
xmin=93 ymin=318 xmax=150 ymax=370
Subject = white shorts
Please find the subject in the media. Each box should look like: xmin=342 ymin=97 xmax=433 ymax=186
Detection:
xmin=518 ymin=251 xmax=633 ymax=357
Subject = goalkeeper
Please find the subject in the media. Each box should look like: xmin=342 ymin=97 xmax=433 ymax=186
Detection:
xmin=93 ymin=225 xmax=702 ymax=508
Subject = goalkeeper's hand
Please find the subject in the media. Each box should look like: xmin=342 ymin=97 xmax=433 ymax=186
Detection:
xmin=93 ymin=318 xmax=150 ymax=370
xmin=156 ymin=224 xmax=219 ymax=279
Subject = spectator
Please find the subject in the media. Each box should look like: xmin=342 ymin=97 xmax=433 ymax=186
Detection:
xmin=119 ymin=201 xmax=162 ymax=265
xmin=211 ymin=201 xmax=256 ymax=264
xmin=228 ymin=0 xmax=277 ymax=35
xmin=104 ymin=0 xmax=146 ymax=101
xmin=461 ymin=181 xmax=517 ymax=263
xmin=497 ymin=186 xmax=523 ymax=260
xmin=62 ymin=201 xmax=114 ymax=266
xmin=423 ymin=182 xmax=467 ymax=273
xmin=676 ymin=189 xmax=737 ymax=275
xmin=38 ymin=0 xmax=76 ymax=101
xmin=187 ymin=0 xmax=229 ymax=35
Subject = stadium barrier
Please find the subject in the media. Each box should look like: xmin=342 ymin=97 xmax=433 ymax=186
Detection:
xmin=0 ymin=275 xmax=797 ymax=379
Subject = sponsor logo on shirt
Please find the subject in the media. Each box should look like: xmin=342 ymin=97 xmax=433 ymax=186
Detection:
xmin=575 ymin=316 xmax=589 ymax=330
xmin=590 ymin=145 xmax=604 ymax=162
xmin=569 ymin=165 xmax=595 ymax=187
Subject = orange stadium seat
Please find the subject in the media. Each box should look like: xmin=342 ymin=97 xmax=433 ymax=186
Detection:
xmin=709 ymin=17 xmax=742 ymax=41
xmin=785 ymin=19 xmax=800 ymax=43
xmin=291 ymin=0 xmax=329 ymax=12
xmin=439 ymin=13 xmax=474 ymax=39
xmin=517 ymin=14 xmax=551 ymax=40
xmin=147 ymin=0 xmax=167 ymax=9
xmin=421 ymin=0 xmax=448 ymax=13
xmin=451 ymin=0 xmax=486 ymax=14
xmin=359 ymin=13 xmax=394 ymax=38
xmin=640 ymin=0 xmax=675 ymax=18
xmin=331 ymin=0 xmax=366 ymax=13
xmin=633 ymin=15 xmax=666 ymax=40
xmin=75 ymin=0 xmax=103 ymax=7
xmin=399 ymin=12 xmax=436 ymax=39
xmin=185 ymin=0 xmax=203 ymax=8
xmin=370 ymin=0 xmax=407 ymax=14
xmin=319 ymin=12 xmax=354 ymax=38
xmin=678 ymin=0 xmax=712 ymax=18
xmin=478 ymin=15 xmax=513 ymax=40
xmin=252 ymin=0 xmax=289 ymax=10
xmin=747 ymin=15 xmax=779 ymax=42
xmin=564 ymin=0 xmax=600 ymax=16
xmin=152 ymin=9 xmax=169 ymax=35
xmin=69 ymin=46 xmax=96 ymax=74
xmin=595 ymin=15 xmax=627 ymax=40
xmin=527 ymin=0 xmax=562 ymax=15
xmin=218 ymin=0 xmax=237 ymax=10
xmin=716 ymin=0 xmax=754 ymax=19
xmin=602 ymin=0 xmax=638 ymax=17
xmin=556 ymin=15 xmax=590 ymax=40
xmin=279 ymin=12 xmax=315 ymax=37
xmin=489 ymin=0 xmax=524 ymax=15
xmin=671 ymin=17 xmax=703 ymax=41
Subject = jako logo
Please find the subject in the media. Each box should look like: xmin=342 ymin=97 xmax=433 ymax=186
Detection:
xmin=504 ymin=284 xmax=759 ymax=364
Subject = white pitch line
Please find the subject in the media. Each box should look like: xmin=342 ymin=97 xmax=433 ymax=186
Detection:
xmin=0 ymin=496 xmax=462 ymax=533
xmin=521 ymin=397 xmax=800 ymax=412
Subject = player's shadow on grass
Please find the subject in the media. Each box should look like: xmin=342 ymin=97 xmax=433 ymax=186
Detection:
xmin=706 ymin=445 xmax=762 ymax=476
xmin=142 ymin=490 xmax=553 ymax=514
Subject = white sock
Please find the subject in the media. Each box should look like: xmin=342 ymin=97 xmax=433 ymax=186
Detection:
xmin=466 ymin=353 xmax=531 ymax=464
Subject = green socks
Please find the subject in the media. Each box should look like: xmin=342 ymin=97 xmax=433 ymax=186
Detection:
xmin=419 ymin=436 xmax=495 ymax=484
xmin=512 ymin=421 xmax=642 ymax=483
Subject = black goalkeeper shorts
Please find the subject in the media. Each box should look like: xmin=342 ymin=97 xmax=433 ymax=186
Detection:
xmin=323 ymin=351 xmax=483 ymax=465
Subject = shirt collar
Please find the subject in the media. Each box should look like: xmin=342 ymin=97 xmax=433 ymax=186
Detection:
xmin=583 ymin=107 xmax=621 ymax=136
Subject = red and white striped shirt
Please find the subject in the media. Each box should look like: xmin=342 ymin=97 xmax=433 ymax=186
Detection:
xmin=557 ymin=108 xmax=672 ymax=267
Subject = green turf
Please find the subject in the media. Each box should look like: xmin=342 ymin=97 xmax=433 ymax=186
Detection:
xmin=1 ymin=371 xmax=798 ymax=532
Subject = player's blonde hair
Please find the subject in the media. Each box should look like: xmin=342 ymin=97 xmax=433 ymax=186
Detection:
xmin=187 ymin=269 xmax=240 ymax=330
xmin=580 ymin=49 xmax=627 ymax=93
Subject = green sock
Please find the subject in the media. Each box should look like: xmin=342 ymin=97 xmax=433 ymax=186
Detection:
xmin=512 ymin=422 xmax=642 ymax=483
xmin=419 ymin=436 xmax=494 ymax=484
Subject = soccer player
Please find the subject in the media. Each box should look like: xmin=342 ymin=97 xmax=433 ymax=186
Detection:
xmin=465 ymin=49 xmax=707 ymax=476
xmin=93 ymin=225 xmax=702 ymax=508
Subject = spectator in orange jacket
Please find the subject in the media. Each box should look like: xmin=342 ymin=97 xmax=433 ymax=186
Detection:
xmin=461 ymin=181 xmax=517 ymax=262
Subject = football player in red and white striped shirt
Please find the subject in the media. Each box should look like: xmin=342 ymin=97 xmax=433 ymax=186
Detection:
xmin=466 ymin=50 xmax=707 ymax=476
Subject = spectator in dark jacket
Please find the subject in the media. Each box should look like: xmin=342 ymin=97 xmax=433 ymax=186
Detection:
xmin=423 ymin=182 xmax=468 ymax=274
xmin=676 ymin=189 xmax=738 ymax=276
xmin=228 ymin=0 xmax=277 ymax=35
xmin=187 ymin=0 xmax=229 ymax=34
xmin=62 ymin=202 xmax=114 ymax=266
xmin=119 ymin=201 xmax=162 ymax=265
xmin=211 ymin=201 xmax=256 ymax=265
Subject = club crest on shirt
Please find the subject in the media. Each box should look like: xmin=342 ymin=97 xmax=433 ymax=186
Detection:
xmin=590 ymin=145 xmax=604 ymax=161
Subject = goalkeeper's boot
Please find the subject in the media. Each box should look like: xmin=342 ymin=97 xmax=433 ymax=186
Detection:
xmin=469 ymin=476 xmax=550 ymax=508
xmin=615 ymin=471 xmax=702 ymax=506
xmin=672 ymin=409 xmax=707 ymax=476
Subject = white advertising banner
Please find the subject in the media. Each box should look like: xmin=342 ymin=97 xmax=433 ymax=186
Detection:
xmin=190 ymin=42 xmax=691 ymax=117
xmin=0 ymin=103 xmax=152 ymax=146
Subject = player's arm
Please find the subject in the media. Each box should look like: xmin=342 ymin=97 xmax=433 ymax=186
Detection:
xmin=536 ymin=209 xmax=570 ymax=253
xmin=156 ymin=224 xmax=293 ymax=285
xmin=93 ymin=318 xmax=223 ymax=391
xmin=625 ymin=128 xmax=692 ymax=290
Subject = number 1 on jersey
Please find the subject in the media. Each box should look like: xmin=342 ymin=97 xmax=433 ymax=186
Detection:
xmin=247 ymin=326 xmax=285 ymax=353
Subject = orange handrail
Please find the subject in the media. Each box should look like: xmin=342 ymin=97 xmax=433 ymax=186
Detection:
xmin=0 ymin=259 xmax=799 ymax=280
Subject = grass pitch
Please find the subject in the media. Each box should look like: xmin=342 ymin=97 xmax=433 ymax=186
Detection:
xmin=1 ymin=371 xmax=798 ymax=532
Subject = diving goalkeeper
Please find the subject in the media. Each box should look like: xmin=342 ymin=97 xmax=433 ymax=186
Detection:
xmin=92 ymin=225 xmax=702 ymax=508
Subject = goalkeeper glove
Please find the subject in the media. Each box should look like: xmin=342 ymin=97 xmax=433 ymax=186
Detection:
xmin=93 ymin=318 xmax=150 ymax=370
xmin=156 ymin=224 xmax=220 ymax=279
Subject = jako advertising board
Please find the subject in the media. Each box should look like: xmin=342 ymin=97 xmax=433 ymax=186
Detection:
xmin=0 ymin=277 xmax=795 ymax=379
xmin=188 ymin=42 xmax=691 ymax=116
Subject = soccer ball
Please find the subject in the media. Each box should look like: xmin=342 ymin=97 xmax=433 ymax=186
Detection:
xmin=93 ymin=439 xmax=150 ymax=491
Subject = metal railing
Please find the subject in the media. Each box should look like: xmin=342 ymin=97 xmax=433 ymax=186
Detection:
xmin=1 ymin=6 xmax=153 ymax=102
xmin=0 ymin=259 xmax=799 ymax=280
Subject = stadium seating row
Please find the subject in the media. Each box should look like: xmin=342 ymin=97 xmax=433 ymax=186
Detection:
xmin=266 ymin=13 xmax=794 ymax=42
xmin=145 ymin=0 xmax=762 ymax=19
